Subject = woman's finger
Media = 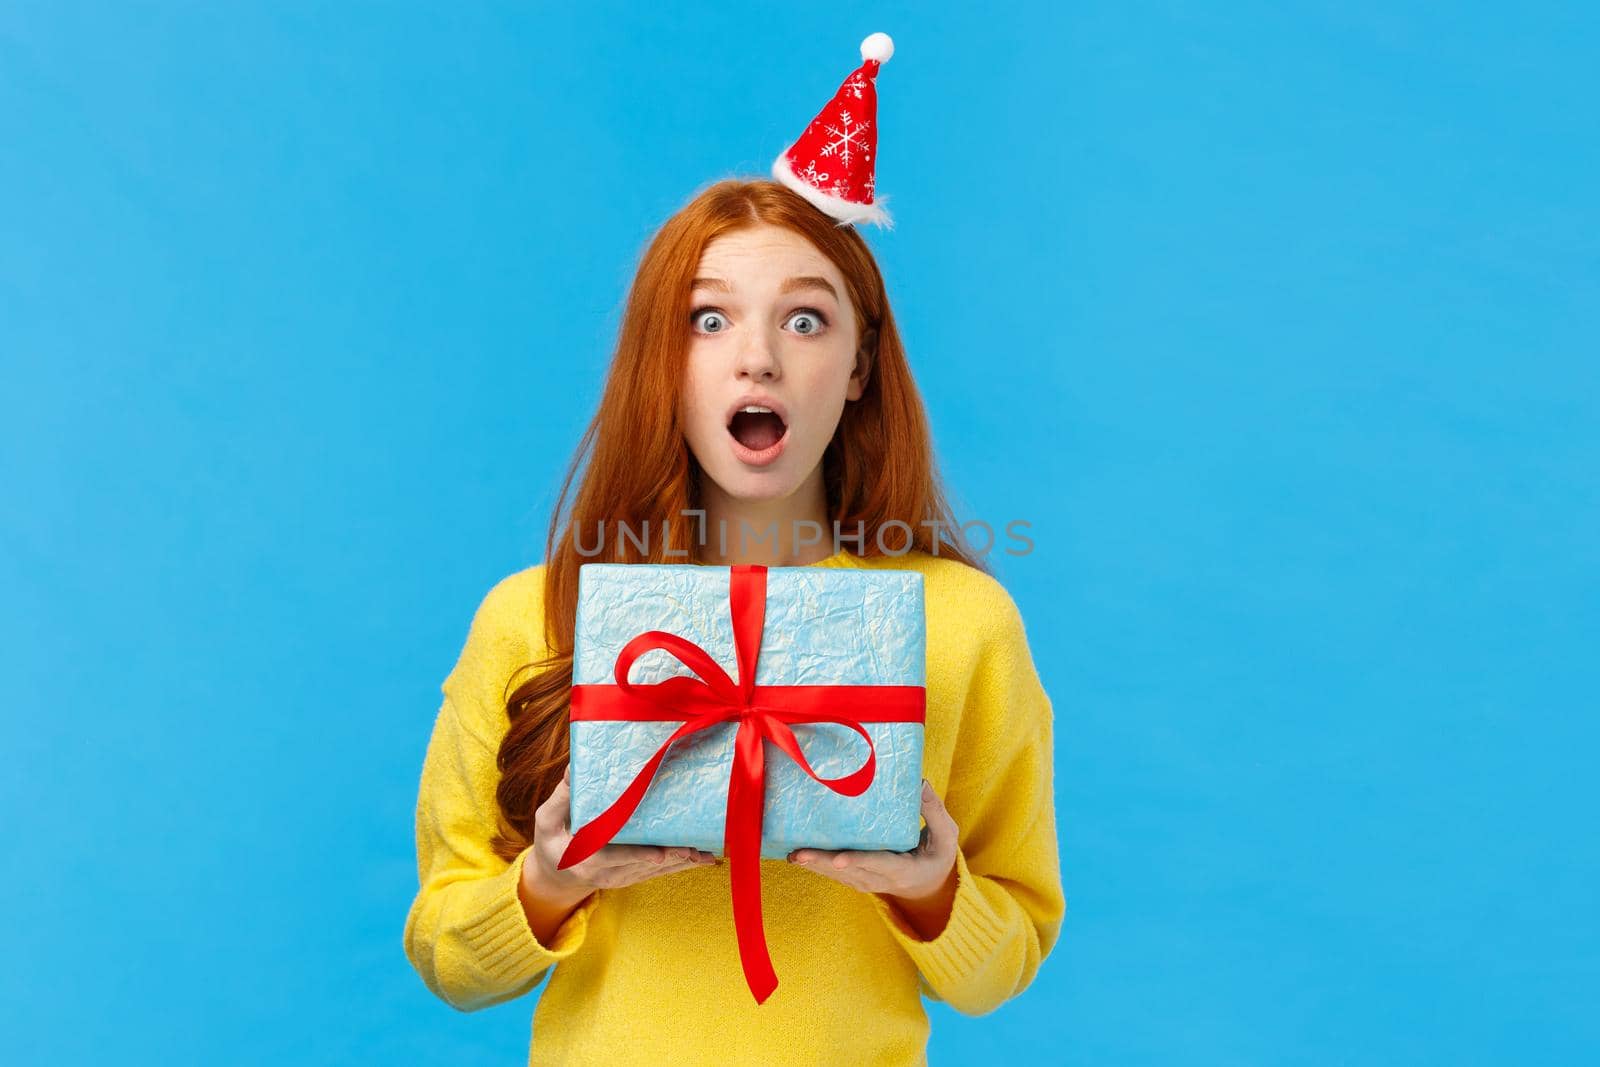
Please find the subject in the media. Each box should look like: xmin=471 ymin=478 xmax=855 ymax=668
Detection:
xmin=534 ymin=771 xmax=572 ymax=836
xmin=795 ymin=857 xmax=890 ymax=894
xmin=609 ymin=855 xmax=706 ymax=887
xmin=921 ymin=784 xmax=960 ymax=854
xmin=838 ymin=848 xmax=915 ymax=884
xmin=596 ymin=842 xmax=693 ymax=867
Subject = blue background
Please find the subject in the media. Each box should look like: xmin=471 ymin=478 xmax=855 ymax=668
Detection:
xmin=3 ymin=3 xmax=1595 ymax=1063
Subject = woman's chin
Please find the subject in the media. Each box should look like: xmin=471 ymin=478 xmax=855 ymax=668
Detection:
xmin=700 ymin=458 xmax=808 ymax=503
xmin=710 ymin=469 xmax=796 ymax=500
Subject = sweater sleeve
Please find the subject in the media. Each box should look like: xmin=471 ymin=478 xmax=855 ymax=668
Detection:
xmin=402 ymin=569 xmax=600 ymax=1012
xmin=869 ymin=589 xmax=1066 ymax=1016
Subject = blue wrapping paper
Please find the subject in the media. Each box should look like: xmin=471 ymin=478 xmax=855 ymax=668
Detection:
xmin=569 ymin=562 xmax=926 ymax=859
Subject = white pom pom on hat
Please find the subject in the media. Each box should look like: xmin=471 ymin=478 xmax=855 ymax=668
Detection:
xmin=860 ymin=32 xmax=894 ymax=64
xmin=770 ymin=32 xmax=896 ymax=230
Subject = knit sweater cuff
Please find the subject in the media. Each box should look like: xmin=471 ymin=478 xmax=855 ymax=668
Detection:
xmin=459 ymin=845 xmax=598 ymax=984
xmin=870 ymin=844 xmax=1007 ymax=991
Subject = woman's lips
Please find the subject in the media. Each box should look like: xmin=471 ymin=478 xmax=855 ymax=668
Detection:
xmin=727 ymin=423 xmax=789 ymax=467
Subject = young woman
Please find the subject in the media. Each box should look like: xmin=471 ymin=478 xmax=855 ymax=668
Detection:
xmin=403 ymin=178 xmax=1064 ymax=1063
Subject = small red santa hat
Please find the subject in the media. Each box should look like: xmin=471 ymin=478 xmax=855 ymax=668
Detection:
xmin=771 ymin=32 xmax=895 ymax=230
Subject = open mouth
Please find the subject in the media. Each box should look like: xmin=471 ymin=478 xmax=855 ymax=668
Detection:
xmin=727 ymin=406 xmax=788 ymax=454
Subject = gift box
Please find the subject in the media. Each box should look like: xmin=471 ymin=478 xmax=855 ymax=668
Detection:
xmin=557 ymin=560 xmax=927 ymax=1003
xmin=567 ymin=560 xmax=926 ymax=855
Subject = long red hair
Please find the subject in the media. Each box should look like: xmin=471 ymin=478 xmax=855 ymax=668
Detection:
xmin=489 ymin=178 xmax=989 ymax=862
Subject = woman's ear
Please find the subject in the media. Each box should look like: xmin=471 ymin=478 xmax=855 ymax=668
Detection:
xmin=847 ymin=329 xmax=876 ymax=401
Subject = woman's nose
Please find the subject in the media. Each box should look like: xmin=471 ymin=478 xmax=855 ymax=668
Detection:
xmin=736 ymin=334 xmax=780 ymax=380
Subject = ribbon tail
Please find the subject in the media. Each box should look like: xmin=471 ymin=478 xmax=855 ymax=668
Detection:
xmin=726 ymin=714 xmax=778 ymax=1004
xmin=559 ymin=708 xmax=729 ymax=870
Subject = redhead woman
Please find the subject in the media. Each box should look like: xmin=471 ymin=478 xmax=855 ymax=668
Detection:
xmin=404 ymin=34 xmax=1064 ymax=1065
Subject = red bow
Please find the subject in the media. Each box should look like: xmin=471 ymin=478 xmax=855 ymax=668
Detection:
xmin=559 ymin=563 xmax=926 ymax=1004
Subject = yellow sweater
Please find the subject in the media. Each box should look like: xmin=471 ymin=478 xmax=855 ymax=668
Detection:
xmin=403 ymin=547 xmax=1065 ymax=1065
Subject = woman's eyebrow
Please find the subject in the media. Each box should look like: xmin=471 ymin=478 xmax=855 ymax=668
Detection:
xmin=690 ymin=276 xmax=839 ymax=300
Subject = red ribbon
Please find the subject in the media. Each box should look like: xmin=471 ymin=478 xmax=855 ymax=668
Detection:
xmin=558 ymin=563 xmax=925 ymax=1004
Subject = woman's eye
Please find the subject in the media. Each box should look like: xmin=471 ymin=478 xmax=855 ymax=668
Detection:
xmin=787 ymin=309 xmax=828 ymax=336
xmin=691 ymin=309 xmax=729 ymax=333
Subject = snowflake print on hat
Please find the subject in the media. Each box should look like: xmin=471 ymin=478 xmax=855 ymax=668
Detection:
xmin=771 ymin=32 xmax=894 ymax=230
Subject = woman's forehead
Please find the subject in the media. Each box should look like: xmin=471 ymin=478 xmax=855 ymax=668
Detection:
xmin=696 ymin=227 xmax=835 ymax=278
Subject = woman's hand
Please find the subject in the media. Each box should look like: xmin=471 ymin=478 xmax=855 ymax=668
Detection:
xmin=785 ymin=779 xmax=960 ymax=935
xmin=523 ymin=764 xmax=717 ymax=908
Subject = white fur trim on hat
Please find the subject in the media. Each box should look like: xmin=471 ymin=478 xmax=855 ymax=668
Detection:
xmin=771 ymin=151 xmax=895 ymax=230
